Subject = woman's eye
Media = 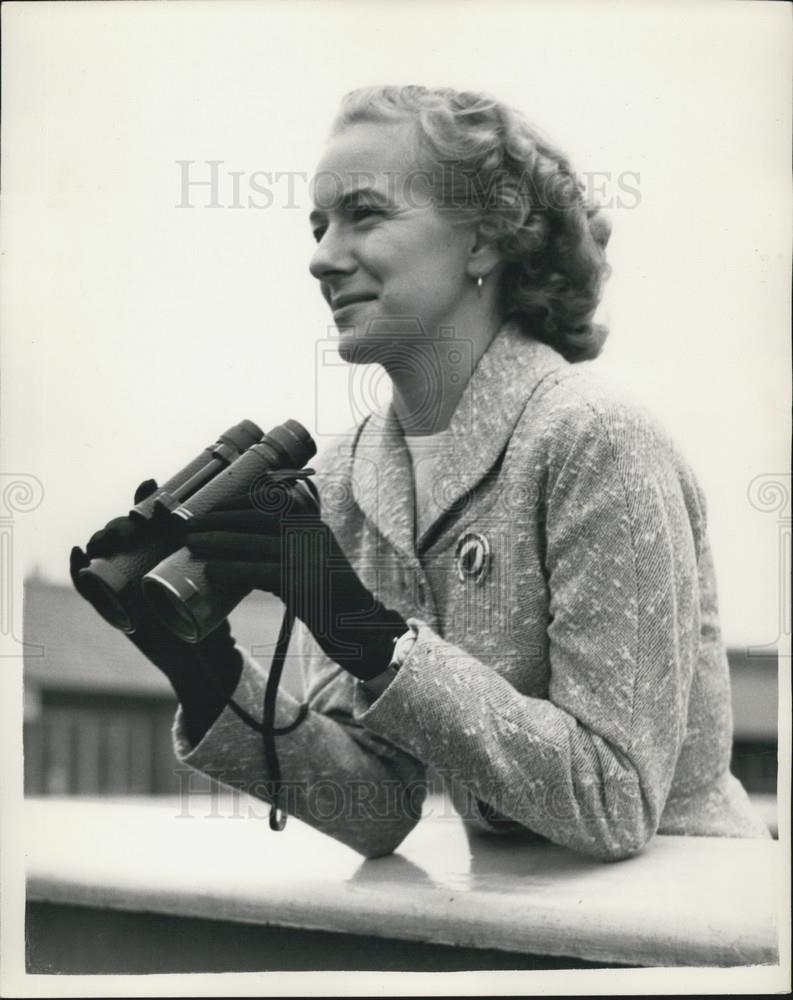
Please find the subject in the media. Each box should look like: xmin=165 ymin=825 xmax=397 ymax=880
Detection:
xmin=311 ymin=206 xmax=383 ymax=241
xmin=351 ymin=206 xmax=382 ymax=223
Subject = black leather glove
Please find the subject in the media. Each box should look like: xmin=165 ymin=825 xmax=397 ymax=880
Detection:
xmin=71 ymin=479 xmax=243 ymax=746
xmin=182 ymin=477 xmax=407 ymax=682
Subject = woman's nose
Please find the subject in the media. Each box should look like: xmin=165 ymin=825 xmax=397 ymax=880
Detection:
xmin=308 ymin=224 xmax=356 ymax=283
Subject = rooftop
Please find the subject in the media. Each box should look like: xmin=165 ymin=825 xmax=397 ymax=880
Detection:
xmin=23 ymin=579 xmax=295 ymax=698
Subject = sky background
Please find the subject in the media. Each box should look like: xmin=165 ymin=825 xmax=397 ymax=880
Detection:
xmin=2 ymin=0 xmax=790 ymax=648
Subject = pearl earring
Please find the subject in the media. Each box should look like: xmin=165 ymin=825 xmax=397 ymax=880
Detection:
xmin=477 ymin=275 xmax=483 ymax=297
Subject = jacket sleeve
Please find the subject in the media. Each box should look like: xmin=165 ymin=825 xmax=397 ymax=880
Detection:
xmin=352 ymin=402 xmax=702 ymax=860
xmin=172 ymin=619 xmax=428 ymax=859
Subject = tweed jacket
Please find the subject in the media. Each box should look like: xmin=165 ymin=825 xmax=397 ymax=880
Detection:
xmin=173 ymin=322 xmax=770 ymax=860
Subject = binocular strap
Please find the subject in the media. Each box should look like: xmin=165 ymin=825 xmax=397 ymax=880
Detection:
xmin=194 ymin=470 xmax=318 ymax=832
xmin=260 ymin=604 xmax=305 ymax=831
xmin=194 ymin=605 xmax=308 ymax=833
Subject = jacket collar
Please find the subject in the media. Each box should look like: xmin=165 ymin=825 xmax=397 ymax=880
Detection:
xmin=351 ymin=322 xmax=568 ymax=563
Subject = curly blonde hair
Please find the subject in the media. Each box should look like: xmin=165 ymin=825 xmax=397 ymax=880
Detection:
xmin=332 ymin=85 xmax=612 ymax=362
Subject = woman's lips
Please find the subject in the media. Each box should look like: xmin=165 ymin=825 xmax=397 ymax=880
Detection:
xmin=331 ymin=295 xmax=377 ymax=316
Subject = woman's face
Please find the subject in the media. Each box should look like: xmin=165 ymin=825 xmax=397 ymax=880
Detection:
xmin=309 ymin=120 xmax=477 ymax=361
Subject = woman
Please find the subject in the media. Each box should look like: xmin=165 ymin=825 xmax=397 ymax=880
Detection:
xmin=72 ymin=85 xmax=770 ymax=860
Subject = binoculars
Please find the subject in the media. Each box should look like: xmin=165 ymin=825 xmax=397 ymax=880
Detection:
xmin=75 ymin=418 xmax=317 ymax=643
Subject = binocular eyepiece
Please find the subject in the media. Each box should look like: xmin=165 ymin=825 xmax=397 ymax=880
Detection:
xmin=75 ymin=418 xmax=317 ymax=642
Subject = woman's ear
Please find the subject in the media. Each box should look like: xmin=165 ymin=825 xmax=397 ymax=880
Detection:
xmin=466 ymin=232 xmax=502 ymax=281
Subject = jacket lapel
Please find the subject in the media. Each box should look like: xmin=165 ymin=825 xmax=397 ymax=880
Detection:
xmin=350 ymin=323 xmax=568 ymax=562
xmin=415 ymin=324 xmax=567 ymax=550
xmin=350 ymin=402 xmax=418 ymax=566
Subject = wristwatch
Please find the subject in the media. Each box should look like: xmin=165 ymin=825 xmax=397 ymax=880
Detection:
xmin=359 ymin=625 xmax=417 ymax=697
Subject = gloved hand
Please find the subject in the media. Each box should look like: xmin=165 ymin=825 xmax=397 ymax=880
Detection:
xmin=71 ymin=479 xmax=243 ymax=746
xmin=181 ymin=476 xmax=407 ymax=682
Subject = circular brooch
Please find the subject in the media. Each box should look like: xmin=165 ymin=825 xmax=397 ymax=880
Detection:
xmin=454 ymin=531 xmax=491 ymax=585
